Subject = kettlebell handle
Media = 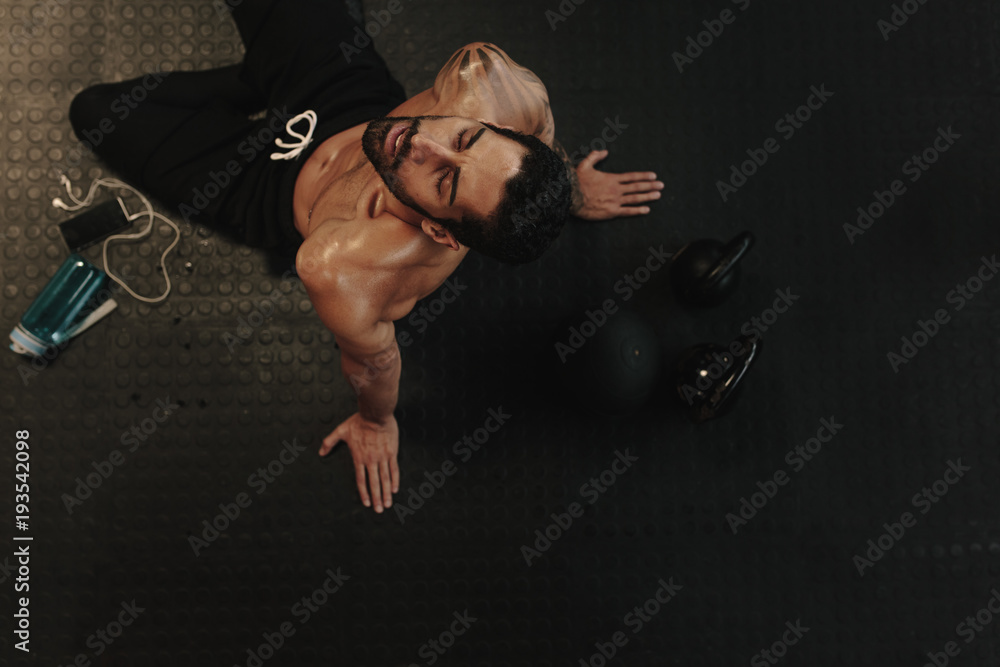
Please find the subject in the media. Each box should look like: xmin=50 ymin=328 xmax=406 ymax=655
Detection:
xmin=694 ymin=333 xmax=761 ymax=422
xmin=699 ymin=231 xmax=755 ymax=295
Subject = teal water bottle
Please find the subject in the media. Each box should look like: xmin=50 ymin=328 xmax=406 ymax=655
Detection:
xmin=9 ymin=254 xmax=116 ymax=357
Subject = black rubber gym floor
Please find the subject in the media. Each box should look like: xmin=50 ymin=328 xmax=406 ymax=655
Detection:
xmin=2 ymin=1 xmax=999 ymax=666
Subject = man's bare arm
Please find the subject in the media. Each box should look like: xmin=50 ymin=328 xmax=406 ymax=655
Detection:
xmin=297 ymin=250 xmax=405 ymax=513
xmin=336 ymin=322 xmax=401 ymax=425
xmin=321 ymin=319 xmax=402 ymax=513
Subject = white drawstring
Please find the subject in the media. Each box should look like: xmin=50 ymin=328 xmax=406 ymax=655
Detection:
xmin=270 ymin=110 xmax=318 ymax=161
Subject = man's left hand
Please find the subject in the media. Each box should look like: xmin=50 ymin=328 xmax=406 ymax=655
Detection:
xmin=573 ymin=149 xmax=663 ymax=220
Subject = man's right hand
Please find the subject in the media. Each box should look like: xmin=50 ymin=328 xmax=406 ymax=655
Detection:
xmin=321 ymin=412 xmax=400 ymax=513
xmin=572 ymin=149 xmax=663 ymax=220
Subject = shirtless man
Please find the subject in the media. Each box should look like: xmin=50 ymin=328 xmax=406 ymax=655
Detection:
xmin=69 ymin=0 xmax=662 ymax=514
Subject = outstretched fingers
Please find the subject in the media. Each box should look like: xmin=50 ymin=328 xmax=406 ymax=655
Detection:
xmin=367 ymin=463 xmax=384 ymax=512
xmin=390 ymin=456 xmax=400 ymax=494
xmin=621 ymin=180 xmax=663 ymax=194
xmin=619 ymin=171 xmax=660 ymax=185
xmin=614 ymin=204 xmax=652 ymax=216
xmin=379 ymin=460 xmax=393 ymax=508
xmin=621 ymin=191 xmax=663 ymax=205
xmin=355 ymin=463 xmax=371 ymax=509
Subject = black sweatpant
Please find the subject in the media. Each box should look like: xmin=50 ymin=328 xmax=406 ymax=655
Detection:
xmin=68 ymin=0 xmax=407 ymax=254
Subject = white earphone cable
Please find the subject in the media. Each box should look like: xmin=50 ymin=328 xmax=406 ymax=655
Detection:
xmin=52 ymin=175 xmax=181 ymax=304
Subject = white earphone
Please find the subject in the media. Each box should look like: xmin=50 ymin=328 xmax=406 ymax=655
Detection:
xmin=52 ymin=175 xmax=181 ymax=303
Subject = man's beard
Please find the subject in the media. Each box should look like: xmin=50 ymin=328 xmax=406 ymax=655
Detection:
xmin=361 ymin=115 xmax=445 ymax=221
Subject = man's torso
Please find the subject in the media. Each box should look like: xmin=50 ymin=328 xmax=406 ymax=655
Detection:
xmin=291 ymin=88 xmax=461 ymax=322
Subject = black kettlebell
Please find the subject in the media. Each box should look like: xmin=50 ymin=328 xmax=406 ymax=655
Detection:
xmin=675 ymin=333 xmax=760 ymax=423
xmin=670 ymin=231 xmax=755 ymax=307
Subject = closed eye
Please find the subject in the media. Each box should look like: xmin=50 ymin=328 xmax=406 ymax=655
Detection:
xmin=436 ymin=129 xmax=470 ymax=194
xmin=437 ymin=126 xmax=486 ymax=199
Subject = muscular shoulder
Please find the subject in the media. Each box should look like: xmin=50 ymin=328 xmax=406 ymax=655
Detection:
xmin=294 ymin=221 xmax=423 ymax=334
xmin=433 ymin=42 xmax=555 ymax=145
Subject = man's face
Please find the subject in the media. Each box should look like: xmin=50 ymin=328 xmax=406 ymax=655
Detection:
xmin=362 ymin=115 xmax=527 ymax=223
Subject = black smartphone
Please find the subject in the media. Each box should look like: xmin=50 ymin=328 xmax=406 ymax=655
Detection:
xmin=58 ymin=199 xmax=131 ymax=252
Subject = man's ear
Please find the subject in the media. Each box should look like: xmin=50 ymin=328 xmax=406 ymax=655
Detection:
xmin=477 ymin=117 xmax=517 ymax=133
xmin=420 ymin=219 xmax=462 ymax=251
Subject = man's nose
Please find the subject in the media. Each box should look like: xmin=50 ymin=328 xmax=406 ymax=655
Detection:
xmin=408 ymin=133 xmax=450 ymax=165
